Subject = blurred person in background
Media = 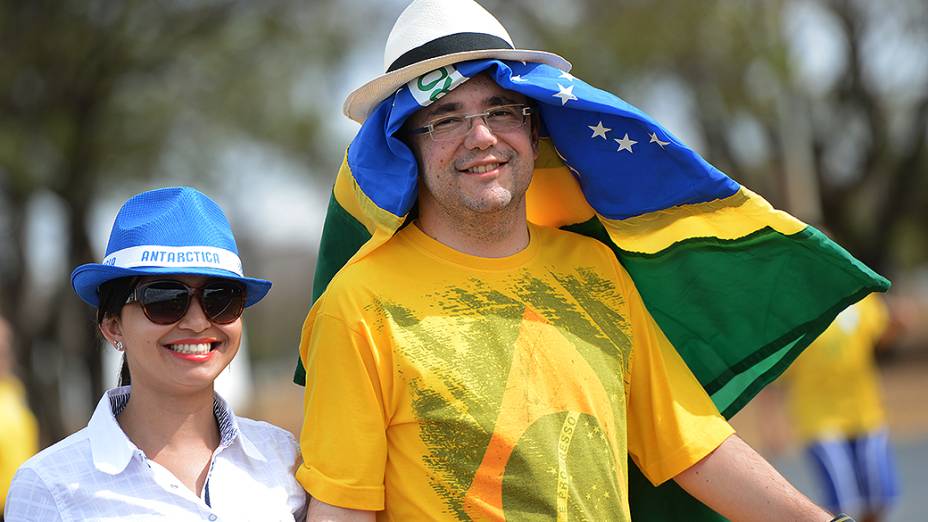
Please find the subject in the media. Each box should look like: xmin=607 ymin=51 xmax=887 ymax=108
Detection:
xmin=4 ymin=187 xmax=307 ymax=521
xmin=782 ymin=292 xmax=901 ymax=522
xmin=0 ymin=316 xmax=38 ymax=517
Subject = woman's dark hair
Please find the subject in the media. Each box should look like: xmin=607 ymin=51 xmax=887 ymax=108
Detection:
xmin=96 ymin=277 xmax=137 ymax=387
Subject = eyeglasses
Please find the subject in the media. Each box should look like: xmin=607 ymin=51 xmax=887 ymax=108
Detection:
xmin=126 ymin=279 xmax=247 ymax=325
xmin=408 ymin=104 xmax=533 ymax=141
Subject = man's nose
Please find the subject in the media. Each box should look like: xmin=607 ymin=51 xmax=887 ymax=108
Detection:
xmin=463 ymin=116 xmax=498 ymax=150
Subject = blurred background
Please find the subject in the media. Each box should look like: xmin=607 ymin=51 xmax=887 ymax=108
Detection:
xmin=1 ymin=0 xmax=926 ymax=519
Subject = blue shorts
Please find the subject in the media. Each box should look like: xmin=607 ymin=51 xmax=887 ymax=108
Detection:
xmin=806 ymin=429 xmax=900 ymax=515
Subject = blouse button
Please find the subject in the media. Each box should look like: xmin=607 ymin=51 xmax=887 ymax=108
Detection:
xmin=208 ymin=515 xmax=218 ymax=521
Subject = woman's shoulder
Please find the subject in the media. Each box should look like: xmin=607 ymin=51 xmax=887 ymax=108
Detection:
xmin=234 ymin=416 xmax=298 ymax=450
xmin=16 ymin=427 xmax=93 ymax=478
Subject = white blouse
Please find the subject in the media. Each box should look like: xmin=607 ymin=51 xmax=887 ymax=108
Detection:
xmin=4 ymin=386 xmax=307 ymax=521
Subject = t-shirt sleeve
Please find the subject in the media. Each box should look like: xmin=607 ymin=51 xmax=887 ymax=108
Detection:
xmin=297 ymin=303 xmax=389 ymax=511
xmin=621 ymin=268 xmax=735 ymax=486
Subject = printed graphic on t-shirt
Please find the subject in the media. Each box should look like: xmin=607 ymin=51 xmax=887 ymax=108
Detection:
xmin=371 ymin=267 xmax=632 ymax=520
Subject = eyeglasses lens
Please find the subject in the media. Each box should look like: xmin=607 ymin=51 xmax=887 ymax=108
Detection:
xmin=139 ymin=282 xmax=190 ymax=324
xmin=201 ymin=283 xmax=245 ymax=324
xmin=427 ymin=105 xmax=528 ymax=141
xmin=137 ymin=280 xmax=246 ymax=325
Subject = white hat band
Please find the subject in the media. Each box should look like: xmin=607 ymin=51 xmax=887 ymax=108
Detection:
xmin=101 ymin=245 xmax=244 ymax=276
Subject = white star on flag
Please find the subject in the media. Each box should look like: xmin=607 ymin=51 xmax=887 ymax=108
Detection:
xmin=510 ymin=75 xmax=527 ymax=82
xmin=649 ymin=132 xmax=670 ymax=149
xmin=614 ymin=133 xmax=637 ymax=153
xmin=588 ymin=121 xmax=611 ymax=139
xmin=553 ymin=83 xmax=578 ymax=105
xmin=559 ymin=71 xmax=576 ymax=81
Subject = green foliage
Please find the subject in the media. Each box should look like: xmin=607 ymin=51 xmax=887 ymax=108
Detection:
xmin=0 ymin=0 xmax=392 ymax=441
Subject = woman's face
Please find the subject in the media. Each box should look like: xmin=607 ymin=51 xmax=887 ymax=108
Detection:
xmin=101 ymin=275 xmax=242 ymax=396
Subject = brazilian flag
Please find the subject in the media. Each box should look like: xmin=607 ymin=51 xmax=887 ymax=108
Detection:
xmin=295 ymin=59 xmax=888 ymax=520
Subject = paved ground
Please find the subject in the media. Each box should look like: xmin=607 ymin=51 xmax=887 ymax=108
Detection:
xmin=769 ymin=436 xmax=927 ymax=522
xmin=731 ymin=351 xmax=928 ymax=521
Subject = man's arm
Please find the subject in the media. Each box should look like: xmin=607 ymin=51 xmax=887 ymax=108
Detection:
xmin=674 ymin=434 xmax=831 ymax=522
xmin=305 ymin=498 xmax=375 ymax=522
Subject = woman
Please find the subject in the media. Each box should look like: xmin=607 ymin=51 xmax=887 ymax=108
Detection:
xmin=4 ymin=187 xmax=307 ymax=521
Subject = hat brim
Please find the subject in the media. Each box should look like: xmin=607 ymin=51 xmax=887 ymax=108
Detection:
xmin=71 ymin=263 xmax=272 ymax=309
xmin=344 ymin=48 xmax=571 ymax=123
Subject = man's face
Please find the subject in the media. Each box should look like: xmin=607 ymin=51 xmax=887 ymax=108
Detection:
xmin=406 ymin=73 xmax=538 ymax=222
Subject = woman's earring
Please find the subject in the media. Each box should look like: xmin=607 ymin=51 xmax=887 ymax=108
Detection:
xmin=114 ymin=341 xmax=125 ymax=352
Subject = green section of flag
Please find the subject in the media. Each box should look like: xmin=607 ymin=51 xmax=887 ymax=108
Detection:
xmin=563 ymin=217 xmax=887 ymax=522
xmin=564 ymin=218 xmax=889 ymax=417
xmin=310 ymin=192 xmax=373 ymax=303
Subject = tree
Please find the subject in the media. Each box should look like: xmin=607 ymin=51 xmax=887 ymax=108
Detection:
xmin=0 ymin=0 xmax=389 ymax=442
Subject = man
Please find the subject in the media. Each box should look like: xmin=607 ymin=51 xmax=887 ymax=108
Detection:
xmin=296 ymin=0 xmax=886 ymax=520
xmin=783 ymin=293 xmax=900 ymax=522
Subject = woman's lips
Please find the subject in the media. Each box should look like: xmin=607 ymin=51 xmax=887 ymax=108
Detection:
xmin=162 ymin=339 xmax=220 ymax=361
xmin=168 ymin=342 xmax=212 ymax=355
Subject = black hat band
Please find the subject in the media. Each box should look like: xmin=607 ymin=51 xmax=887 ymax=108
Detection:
xmin=387 ymin=32 xmax=514 ymax=72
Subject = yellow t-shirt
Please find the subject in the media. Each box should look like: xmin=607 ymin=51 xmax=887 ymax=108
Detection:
xmin=784 ymin=293 xmax=889 ymax=441
xmin=298 ymin=223 xmax=732 ymax=521
xmin=0 ymin=376 xmax=39 ymax=511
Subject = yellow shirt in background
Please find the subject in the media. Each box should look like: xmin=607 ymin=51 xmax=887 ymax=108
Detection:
xmin=784 ymin=293 xmax=889 ymax=441
xmin=298 ymin=223 xmax=732 ymax=521
xmin=0 ymin=376 xmax=39 ymax=511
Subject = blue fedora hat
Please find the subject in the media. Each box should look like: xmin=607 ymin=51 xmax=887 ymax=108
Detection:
xmin=71 ymin=187 xmax=271 ymax=308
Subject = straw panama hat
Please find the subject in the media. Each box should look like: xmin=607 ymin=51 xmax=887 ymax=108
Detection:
xmin=71 ymin=187 xmax=271 ymax=308
xmin=343 ymin=0 xmax=571 ymax=123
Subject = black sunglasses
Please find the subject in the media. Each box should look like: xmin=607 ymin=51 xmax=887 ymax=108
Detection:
xmin=126 ymin=279 xmax=247 ymax=325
